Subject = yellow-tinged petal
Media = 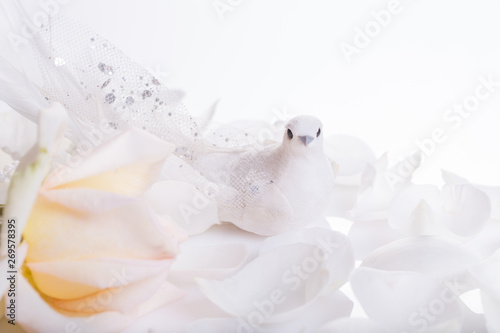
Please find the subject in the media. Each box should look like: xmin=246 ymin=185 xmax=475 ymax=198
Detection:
xmin=27 ymin=258 xmax=172 ymax=299
xmin=24 ymin=196 xmax=178 ymax=262
xmin=43 ymin=129 xmax=174 ymax=196
xmin=16 ymin=272 xmax=134 ymax=332
xmin=47 ymin=271 xmax=172 ymax=314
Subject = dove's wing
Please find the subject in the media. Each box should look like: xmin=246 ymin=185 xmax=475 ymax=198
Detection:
xmin=237 ymin=183 xmax=294 ymax=235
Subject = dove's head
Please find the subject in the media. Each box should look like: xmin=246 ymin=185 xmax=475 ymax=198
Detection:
xmin=283 ymin=115 xmax=324 ymax=154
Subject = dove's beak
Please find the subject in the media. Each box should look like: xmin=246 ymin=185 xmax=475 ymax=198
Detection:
xmin=299 ymin=135 xmax=314 ymax=146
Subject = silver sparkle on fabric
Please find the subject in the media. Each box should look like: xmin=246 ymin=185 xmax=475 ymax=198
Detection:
xmin=105 ymin=93 xmax=115 ymax=104
xmin=101 ymin=78 xmax=111 ymax=89
xmin=98 ymin=62 xmax=114 ymax=75
xmin=125 ymin=96 xmax=135 ymax=105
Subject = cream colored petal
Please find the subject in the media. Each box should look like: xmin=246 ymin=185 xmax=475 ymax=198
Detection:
xmin=15 ymin=273 xmax=134 ymax=333
xmin=48 ymin=270 xmax=177 ymax=315
xmin=26 ymin=258 xmax=172 ymax=299
xmin=24 ymin=197 xmax=178 ymax=263
xmin=41 ymin=187 xmax=136 ymax=213
xmin=43 ymin=129 xmax=174 ymax=196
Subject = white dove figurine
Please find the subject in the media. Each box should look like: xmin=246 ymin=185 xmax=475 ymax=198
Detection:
xmin=192 ymin=115 xmax=335 ymax=235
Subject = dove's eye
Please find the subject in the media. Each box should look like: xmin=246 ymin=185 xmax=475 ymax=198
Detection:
xmin=316 ymin=128 xmax=321 ymax=137
xmin=287 ymin=129 xmax=293 ymax=139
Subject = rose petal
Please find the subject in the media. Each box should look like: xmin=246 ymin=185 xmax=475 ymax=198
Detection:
xmin=323 ymin=135 xmax=376 ymax=177
xmin=442 ymin=170 xmax=500 ymax=221
xmin=481 ymin=292 xmax=500 ymax=333
xmin=316 ymin=317 xmax=387 ymax=333
xmin=170 ymin=243 xmax=248 ymax=280
xmin=144 ymin=180 xmax=219 ymax=235
xmin=387 ymin=185 xmax=442 ymax=233
xmin=476 ymin=186 xmax=500 ymax=220
xmin=441 ymin=184 xmax=491 ymax=237
xmin=14 ymin=273 xmax=133 ymax=333
xmin=326 ymin=184 xmax=360 ymax=217
xmin=354 ymin=155 xmax=393 ymax=214
xmin=469 ymin=249 xmax=500 ymax=300
xmin=441 ymin=170 xmax=469 ymax=185
xmin=187 ymin=290 xmax=352 ymax=333
xmin=351 ymin=267 xmax=463 ymax=332
xmin=347 ymin=219 xmax=401 ymax=260
xmin=41 ymin=187 xmax=136 ymax=213
xmin=197 ymin=228 xmax=353 ymax=323
xmin=48 ymin=270 xmax=183 ymax=314
xmin=26 ymin=258 xmax=172 ymax=299
xmin=44 ymin=129 xmax=174 ymax=196
xmin=361 ymin=236 xmax=481 ymax=281
xmin=465 ymin=221 xmax=500 ymax=257
xmin=24 ymin=198 xmax=178 ymax=263
xmin=121 ymin=276 xmax=229 ymax=332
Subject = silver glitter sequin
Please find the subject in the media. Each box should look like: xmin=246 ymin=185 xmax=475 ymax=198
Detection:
xmin=101 ymin=78 xmax=111 ymax=89
xmin=105 ymin=93 xmax=115 ymax=104
xmin=98 ymin=63 xmax=114 ymax=75
xmin=125 ymin=96 xmax=135 ymax=105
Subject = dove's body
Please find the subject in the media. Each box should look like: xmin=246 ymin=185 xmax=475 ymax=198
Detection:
xmin=194 ymin=115 xmax=335 ymax=235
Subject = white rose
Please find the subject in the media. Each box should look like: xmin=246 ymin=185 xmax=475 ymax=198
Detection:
xmin=1 ymin=103 xmax=187 ymax=332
